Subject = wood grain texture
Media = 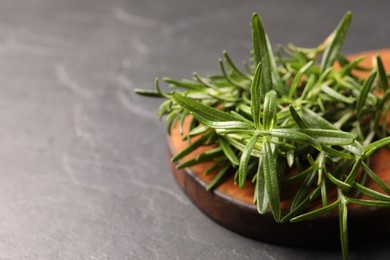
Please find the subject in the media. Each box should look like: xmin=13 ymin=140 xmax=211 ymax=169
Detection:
xmin=168 ymin=49 xmax=390 ymax=247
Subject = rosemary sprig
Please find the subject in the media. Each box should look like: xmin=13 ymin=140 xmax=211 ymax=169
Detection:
xmin=135 ymin=12 xmax=390 ymax=260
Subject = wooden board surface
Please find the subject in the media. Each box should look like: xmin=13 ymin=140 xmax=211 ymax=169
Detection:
xmin=167 ymin=49 xmax=390 ymax=247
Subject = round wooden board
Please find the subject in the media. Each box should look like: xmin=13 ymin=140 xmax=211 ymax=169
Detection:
xmin=167 ymin=49 xmax=390 ymax=247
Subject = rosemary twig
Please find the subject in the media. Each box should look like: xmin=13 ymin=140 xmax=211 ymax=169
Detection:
xmin=136 ymin=11 xmax=390 ymax=260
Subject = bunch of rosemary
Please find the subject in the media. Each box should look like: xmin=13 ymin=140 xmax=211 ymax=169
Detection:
xmin=135 ymin=12 xmax=390 ymax=259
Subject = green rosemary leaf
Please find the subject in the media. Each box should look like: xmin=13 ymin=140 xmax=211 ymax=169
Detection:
xmin=321 ymin=85 xmax=354 ymax=104
xmin=344 ymin=158 xmax=362 ymax=184
xmin=343 ymin=141 xmax=364 ymax=156
xmin=251 ymin=62 xmax=263 ymax=129
xmin=188 ymin=116 xmax=197 ymax=139
xmin=300 ymin=107 xmax=336 ymax=130
xmin=320 ymin=12 xmax=352 ymax=72
xmin=356 ymin=70 xmax=376 ymax=116
xmin=325 ymin=170 xmax=352 ymax=190
xmin=192 ymin=115 xmax=254 ymax=130
xmin=307 ymin=154 xmax=318 ymax=169
xmin=291 ymin=199 xmax=340 ymax=223
xmin=176 ymin=147 xmax=223 ymax=169
xmin=223 ymin=50 xmax=250 ymax=80
xmin=262 ymin=129 xmax=321 ymax=151
xmin=339 ymin=198 xmax=349 ymax=260
xmin=163 ymin=77 xmax=204 ymax=91
xmin=281 ymin=186 xmax=321 ymax=223
xmin=321 ymin=178 xmax=328 ymax=206
xmin=178 ymin=110 xmax=188 ymax=135
xmin=238 ymin=103 xmax=252 ymax=116
xmin=276 ymin=106 xmax=293 ymax=122
xmin=283 ymin=166 xmax=314 ymax=183
xmin=239 ymin=134 xmax=260 ymax=188
xmin=337 ymin=54 xmax=350 ymax=67
xmin=157 ymin=99 xmax=172 ymax=119
xmin=347 ymin=198 xmax=390 ymax=207
xmin=289 ymin=106 xmax=309 ymax=128
xmin=364 ymin=136 xmax=390 ymax=156
xmin=354 ymin=183 xmax=390 ymax=201
xmin=267 ymin=139 xmax=296 ymax=150
xmin=266 ymin=36 xmax=287 ymax=95
xmin=339 ymin=56 xmax=365 ymax=76
xmin=134 ymin=89 xmax=164 ymax=98
xmin=171 ymin=134 xmax=210 ymax=162
xmin=300 ymin=74 xmax=316 ymax=99
xmin=291 ymin=169 xmax=318 ymax=210
xmin=289 ymin=60 xmax=313 ymax=98
xmin=299 ymin=129 xmax=355 ymax=146
xmin=219 ymin=136 xmax=240 ymax=166
xmin=322 ymin=146 xmax=354 ymax=159
xmin=154 ymin=78 xmax=171 ymax=98
xmin=361 ymin=162 xmax=390 ymax=195
xmin=172 ymin=93 xmax=240 ymax=122
xmin=263 ymin=90 xmax=277 ymax=130
xmin=218 ymin=59 xmax=247 ymax=89
xmin=206 ymin=165 xmax=230 ymax=190
xmin=215 ymin=128 xmax=255 ymax=135
xmin=287 ymin=150 xmax=294 ymax=167
xmin=251 ymin=13 xmax=272 ymax=93
xmin=187 ymin=124 xmax=209 ymax=137
xmin=256 ymin=158 xmax=269 ymax=214
xmin=376 ymin=55 xmax=389 ymax=91
xmin=193 ymin=72 xmax=219 ymax=90
xmin=230 ymin=111 xmax=253 ymax=124
xmin=263 ymin=140 xmax=281 ymax=222
xmin=166 ymin=109 xmax=181 ymax=135
xmin=205 ymin=162 xmax=223 ymax=175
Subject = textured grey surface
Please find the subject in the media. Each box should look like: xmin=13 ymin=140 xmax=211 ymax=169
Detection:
xmin=0 ymin=0 xmax=388 ymax=259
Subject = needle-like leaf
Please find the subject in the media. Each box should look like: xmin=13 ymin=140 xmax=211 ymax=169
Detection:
xmin=364 ymin=136 xmax=390 ymax=156
xmin=289 ymin=60 xmax=313 ymax=98
xmin=354 ymin=183 xmax=390 ymax=201
xmin=291 ymin=199 xmax=340 ymax=222
xmin=263 ymin=90 xmax=277 ymax=130
xmin=325 ymin=170 xmax=352 ymax=190
xmin=172 ymin=92 xmax=242 ymax=122
xmin=376 ymin=55 xmax=389 ymax=91
xmin=289 ymin=106 xmax=309 ymax=128
xmin=263 ymin=140 xmax=281 ymax=222
xmin=256 ymin=158 xmax=269 ymax=214
xmin=362 ymin=162 xmax=390 ymax=195
xmin=206 ymin=165 xmax=230 ymax=190
xmin=251 ymin=63 xmax=263 ymax=129
xmin=239 ymin=134 xmax=260 ymax=188
xmin=348 ymin=198 xmax=390 ymax=207
xmin=219 ymin=137 xmax=240 ymax=166
xmin=171 ymin=134 xmax=210 ymax=162
xmin=252 ymin=13 xmax=272 ymax=93
xmin=339 ymin=198 xmax=349 ymax=260
xmin=356 ymin=70 xmax=376 ymax=116
xmin=261 ymin=129 xmax=321 ymax=151
xmin=321 ymin=12 xmax=352 ymax=72
xmin=299 ymin=129 xmax=355 ymax=146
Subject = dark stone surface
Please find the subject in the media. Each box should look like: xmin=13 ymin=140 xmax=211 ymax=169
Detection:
xmin=0 ymin=0 xmax=388 ymax=259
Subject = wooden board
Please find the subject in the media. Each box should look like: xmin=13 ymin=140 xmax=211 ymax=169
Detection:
xmin=167 ymin=49 xmax=390 ymax=247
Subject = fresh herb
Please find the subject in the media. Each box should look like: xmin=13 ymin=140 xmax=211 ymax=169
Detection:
xmin=135 ymin=12 xmax=390 ymax=260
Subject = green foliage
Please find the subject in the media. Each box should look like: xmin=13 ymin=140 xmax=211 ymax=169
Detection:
xmin=136 ymin=12 xmax=390 ymax=259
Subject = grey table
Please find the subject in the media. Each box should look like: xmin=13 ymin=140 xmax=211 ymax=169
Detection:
xmin=0 ymin=0 xmax=388 ymax=259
